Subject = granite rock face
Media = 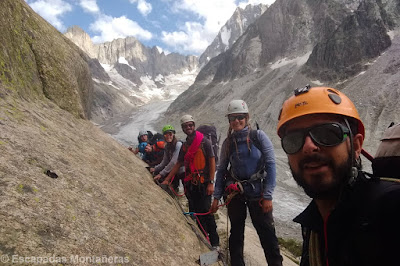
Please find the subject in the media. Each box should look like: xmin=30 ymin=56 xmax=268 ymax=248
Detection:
xmin=65 ymin=26 xmax=198 ymax=79
xmin=0 ymin=0 xmax=210 ymax=264
xmin=0 ymin=0 xmax=93 ymax=119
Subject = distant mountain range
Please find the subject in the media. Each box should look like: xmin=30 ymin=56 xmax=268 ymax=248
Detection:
xmin=64 ymin=26 xmax=198 ymax=124
xmin=64 ymin=4 xmax=267 ymax=124
xmin=162 ymin=0 xmax=400 ymax=156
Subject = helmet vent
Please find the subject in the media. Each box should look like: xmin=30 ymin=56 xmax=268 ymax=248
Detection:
xmin=328 ymin=93 xmax=342 ymax=104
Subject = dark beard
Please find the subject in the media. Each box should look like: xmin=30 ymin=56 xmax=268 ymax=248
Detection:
xmin=290 ymin=153 xmax=352 ymax=199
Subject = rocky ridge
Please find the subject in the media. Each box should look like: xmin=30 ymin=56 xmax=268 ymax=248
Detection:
xmin=65 ymin=26 xmax=199 ymax=79
xmin=199 ymin=3 xmax=268 ymax=66
xmin=65 ymin=26 xmax=199 ymax=125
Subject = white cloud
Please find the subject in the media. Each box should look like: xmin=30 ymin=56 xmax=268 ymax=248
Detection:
xmin=161 ymin=0 xmax=238 ymax=54
xmin=129 ymin=0 xmax=152 ymax=16
xmin=161 ymin=0 xmax=277 ymax=54
xmin=90 ymin=15 xmax=153 ymax=43
xmin=161 ymin=22 xmax=210 ymax=54
xmin=28 ymin=0 xmax=72 ymax=31
xmin=137 ymin=0 xmax=152 ymax=16
xmin=79 ymin=0 xmax=100 ymax=14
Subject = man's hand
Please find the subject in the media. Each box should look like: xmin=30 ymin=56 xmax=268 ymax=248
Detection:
xmin=149 ymin=168 xmax=155 ymax=173
xmin=209 ymin=198 xmax=219 ymax=213
xmin=161 ymin=179 xmax=169 ymax=185
xmin=153 ymin=174 xmax=162 ymax=181
xmin=206 ymin=183 xmax=214 ymax=195
xmin=261 ymin=199 xmax=273 ymax=213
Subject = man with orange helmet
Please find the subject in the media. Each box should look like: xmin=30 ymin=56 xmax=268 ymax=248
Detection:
xmin=277 ymin=85 xmax=400 ymax=266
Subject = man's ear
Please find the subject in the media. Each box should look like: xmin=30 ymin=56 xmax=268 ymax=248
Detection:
xmin=353 ymin=133 xmax=364 ymax=159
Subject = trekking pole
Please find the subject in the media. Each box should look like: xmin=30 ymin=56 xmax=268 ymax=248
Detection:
xmin=226 ymin=207 xmax=229 ymax=265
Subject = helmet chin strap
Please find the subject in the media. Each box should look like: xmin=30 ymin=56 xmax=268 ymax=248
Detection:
xmin=344 ymin=118 xmax=358 ymax=186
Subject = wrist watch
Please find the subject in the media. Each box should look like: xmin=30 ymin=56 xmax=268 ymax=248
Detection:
xmin=210 ymin=180 xmax=215 ymax=184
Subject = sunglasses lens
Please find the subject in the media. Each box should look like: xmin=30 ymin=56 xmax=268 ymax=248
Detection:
xmin=281 ymin=131 xmax=305 ymax=154
xmin=281 ymin=123 xmax=348 ymax=154
xmin=228 ymin=115 xmax=246 ymax=122
xmin=310 ymin=124 xmax=345 ymax=146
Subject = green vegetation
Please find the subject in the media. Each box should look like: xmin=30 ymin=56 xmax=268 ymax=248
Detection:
xmin=0 ymin=0 xmax=93 ymax=119
xmin=278 ymin=237 xmax=302 ymax=258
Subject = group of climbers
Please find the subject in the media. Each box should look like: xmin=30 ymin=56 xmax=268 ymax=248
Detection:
xmin=129 ymin=130 xmax=165 ymax=167
xmin=128 ymin=85 xmax=400 ymax=266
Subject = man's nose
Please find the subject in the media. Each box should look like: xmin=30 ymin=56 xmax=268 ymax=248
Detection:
xmin=302 ymin=135 xmax=320 ymax=154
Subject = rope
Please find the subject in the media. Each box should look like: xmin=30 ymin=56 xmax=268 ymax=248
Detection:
xmin=168 ymin=175 xmax=185 ymax=197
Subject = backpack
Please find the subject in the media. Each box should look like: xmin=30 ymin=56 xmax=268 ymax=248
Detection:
xmin=149 ymin=133 xmax=165 ymax=150
xmin=196 ymin=124 xmax=219 ymax=164
xmin=372 ymin=122 xmax=400 ymax=179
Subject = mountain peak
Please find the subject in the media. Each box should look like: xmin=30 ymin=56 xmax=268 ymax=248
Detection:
xmin=198 ymin=3 xmax=267 ymax=66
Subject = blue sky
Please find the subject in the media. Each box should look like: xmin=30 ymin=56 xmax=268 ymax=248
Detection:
xmin=25 ymin=0 xmax=275 ymax=55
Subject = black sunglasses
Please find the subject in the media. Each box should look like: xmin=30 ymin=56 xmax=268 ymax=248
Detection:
xmin=281 ymin=123 xmax=350 ymax=154
xmin=228 ymin=115 xmax=246 ymax=122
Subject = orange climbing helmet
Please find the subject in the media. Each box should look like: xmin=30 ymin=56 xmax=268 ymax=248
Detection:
xmin=277 ymin=85 xmax=365 ymax=137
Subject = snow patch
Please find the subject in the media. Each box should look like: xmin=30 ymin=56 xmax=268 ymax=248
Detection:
xmin=242 ymin=18 xmax=248 ymax=27
xmin=156 ymin=46 xmax=163 ymax=54
xmin=220 ymin=26 xmax=232 ymax=47
xmin=154 ymin=74 xmax=165 ymax=83
xmin=311 ymin=80 xmax=324 ymax=85
xmin=118 ymin=57 xmax=136 ymax=70
xmin=387 ymin=30 xmax=395 ymax=40
xmin=100 ymin=65 xmax=138 ymax=89
xmin=357 ymin=71 xmax=366 ymax=76
xmin=270 ymin=52 xmax=312 ymax=69
xmin=99 ymin=64 xmax=198 ymax=104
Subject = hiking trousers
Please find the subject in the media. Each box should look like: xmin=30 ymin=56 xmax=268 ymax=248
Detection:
xmin=186 ymin=183 xmax=220 ymax=247
xmin=227 ymin=196 xmax=283 ymax=266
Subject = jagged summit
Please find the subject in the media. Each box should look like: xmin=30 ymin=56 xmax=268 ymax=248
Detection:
xmin=199 ymin=3 xmax=267 ymax=66
xmin=65 ymin=26 xmax=198 ymax=77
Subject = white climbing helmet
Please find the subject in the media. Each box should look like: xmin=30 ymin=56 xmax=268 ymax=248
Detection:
xmin=138 ymin=130 xmax=148 ymax=137
xmin=180 ymin=114 xmax=195 ymax=125
xmin=226 ymin=100 xmax=249 ymax=116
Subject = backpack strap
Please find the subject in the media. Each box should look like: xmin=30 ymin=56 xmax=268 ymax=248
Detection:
xmin=249 ymin=130 xmax=262 ymax=151
xmin=249 ymin=130 xmax=266 ymax=172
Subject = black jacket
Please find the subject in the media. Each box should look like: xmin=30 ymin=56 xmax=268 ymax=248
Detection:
xmin=294 ymin=172 xmax=400 ymax=266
